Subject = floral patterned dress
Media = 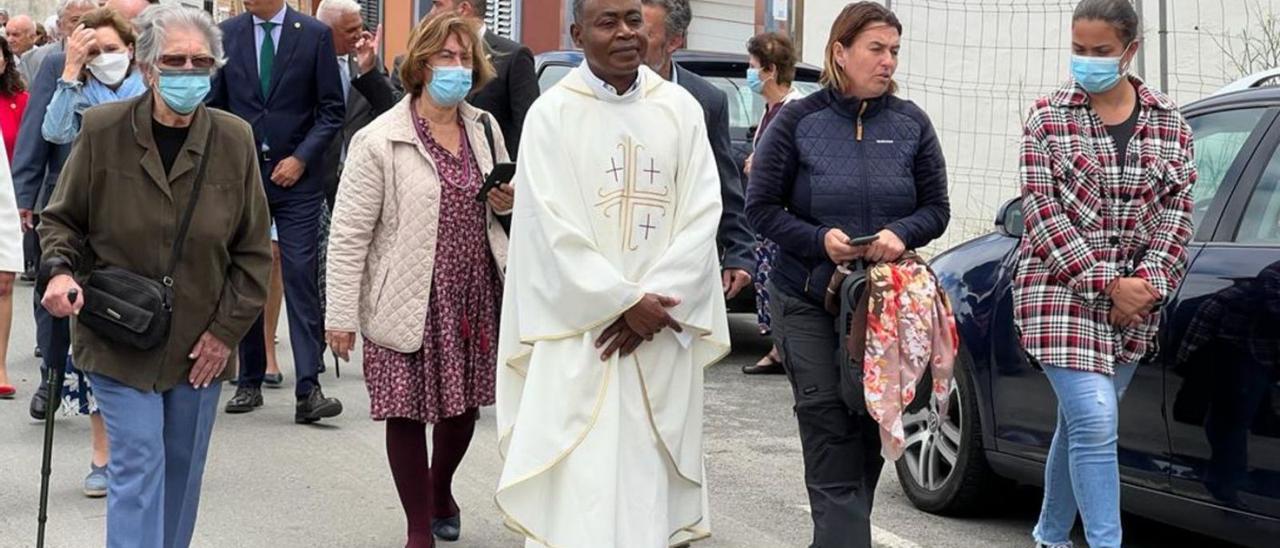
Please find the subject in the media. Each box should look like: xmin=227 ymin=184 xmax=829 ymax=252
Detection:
xmin=361 ymin=109 xmax=502 ymax=424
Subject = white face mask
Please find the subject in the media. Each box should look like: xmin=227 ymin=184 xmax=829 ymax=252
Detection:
xmin=88 ymin=52 xmax=131 ymax=85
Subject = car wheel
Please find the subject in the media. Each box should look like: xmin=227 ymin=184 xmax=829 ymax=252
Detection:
xmin=894 ymin=349 xmax=1003 ymax=515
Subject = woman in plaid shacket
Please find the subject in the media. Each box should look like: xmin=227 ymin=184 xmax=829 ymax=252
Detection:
xmin=1014 ymin=1 xmax=1197 ymax=547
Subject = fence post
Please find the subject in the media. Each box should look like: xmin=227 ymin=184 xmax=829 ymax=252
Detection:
xmin=1159 ymin=0 xmax=1169 ymax=91
xmin=1135 ymin=0 xmax=1146 ymax=79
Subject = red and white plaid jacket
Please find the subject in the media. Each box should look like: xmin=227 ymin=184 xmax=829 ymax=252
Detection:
xmin=1013 ymin=78 xmax=1197 ymax=375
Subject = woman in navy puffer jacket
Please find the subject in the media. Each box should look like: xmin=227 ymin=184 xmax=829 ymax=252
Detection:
xmin=744 ymin=3 xmax=949 ymax=547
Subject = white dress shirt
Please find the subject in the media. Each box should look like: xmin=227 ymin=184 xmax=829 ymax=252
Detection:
xmin=252 ymin=4 xmax=288 ymax=61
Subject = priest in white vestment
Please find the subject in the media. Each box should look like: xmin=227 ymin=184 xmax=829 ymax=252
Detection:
xmin=495 ymin=1 xmax=730 ymax=545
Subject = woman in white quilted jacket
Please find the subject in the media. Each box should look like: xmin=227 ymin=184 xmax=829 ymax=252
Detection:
xmin=0 ymin=136 xmax=22 ymax=399
xmin=323 ymin=14 xmax=512 ymax=548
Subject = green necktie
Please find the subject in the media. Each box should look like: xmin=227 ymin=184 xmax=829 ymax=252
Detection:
xmin=259 ymin=21 xmax=277 ymax=98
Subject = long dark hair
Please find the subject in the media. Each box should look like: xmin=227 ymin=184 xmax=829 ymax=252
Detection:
xmin=0 ymin=37 xmax=24 ymax=96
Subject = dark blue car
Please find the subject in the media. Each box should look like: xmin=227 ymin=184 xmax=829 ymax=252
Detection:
xmin=897 ymin=86 xmax=1280 ymax=546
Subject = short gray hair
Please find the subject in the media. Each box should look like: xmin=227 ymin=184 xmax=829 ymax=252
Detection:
xmin=135 ymin=4 xmax=226 ymax=73
xmin=641 ymin=0 xmax=692 ymax=39
xmin=316 ymin=0 xmax=362 ymax=24
xmin=57 ymin=0 xmax=97 ymax=17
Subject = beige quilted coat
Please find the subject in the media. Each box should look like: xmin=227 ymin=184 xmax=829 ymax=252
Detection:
xmin=326 ymin=97 xmax=511 ymax=353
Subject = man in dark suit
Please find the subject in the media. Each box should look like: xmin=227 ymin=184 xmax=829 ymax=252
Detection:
xmin=207 ymin=0 xmax=346 ymax=424
xmin=640 ymin=0 xmax=755 ymax=299
xmin=11 ymin=51 xmax=71 ymax=420
xmin=425 ymin=0 xmax=538 ymax=159
xmin=315 ymin=0 xmax=400 ymax=209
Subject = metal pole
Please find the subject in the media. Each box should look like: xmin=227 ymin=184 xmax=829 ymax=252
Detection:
xmin=1159 ymin=0 xmax=1169 ymax=91
xmin=1135 ymin=0 xmax=1146 ymax=79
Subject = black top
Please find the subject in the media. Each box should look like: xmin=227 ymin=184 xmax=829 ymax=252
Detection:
xmin=1106 ymin=100 xmax=1141 ymax=168
xmin=152 ymin=119 xmax=191 ymax=176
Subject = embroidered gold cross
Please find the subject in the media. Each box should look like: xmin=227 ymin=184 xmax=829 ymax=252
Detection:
xmin=595 ymin=137 xmax=672 ymax=251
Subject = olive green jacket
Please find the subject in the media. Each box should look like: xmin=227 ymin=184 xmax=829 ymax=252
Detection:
xmin=39 ymin=94 xmax=272 ymax=392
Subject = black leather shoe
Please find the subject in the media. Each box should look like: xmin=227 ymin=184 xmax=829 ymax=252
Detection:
xmin=432 ymin=515 xmax=460 ymax=542
xmin=224 ymin=386 xmax=263 ymax=414
xmin=295 ymin=387 xmax=342 ymax=424
xmin=263 ymin=372 xmax=284 ymax=388
xmin=29 ymin=383 xmax=49 ymax=420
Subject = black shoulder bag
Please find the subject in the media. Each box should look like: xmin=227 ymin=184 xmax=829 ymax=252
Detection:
xmin=78 ymin=127 xmax=215 ymax=351
xmin=478 ymin=115 xmax=512 ymax=234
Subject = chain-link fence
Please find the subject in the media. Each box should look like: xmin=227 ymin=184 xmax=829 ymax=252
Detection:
xmin=879 ymin=0 xmax=1280 ymax=252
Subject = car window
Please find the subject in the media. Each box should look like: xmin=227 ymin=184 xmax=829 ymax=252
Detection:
xmin=1188 ymin=108 xmax=1268 ymax=230
xmin=702 ymin=77 xmax=822 ymax=131
xmin=537 ymin=64 xmax=574 ymax=93
xmin=1236 ymin=145 xmax=1280 ymax=244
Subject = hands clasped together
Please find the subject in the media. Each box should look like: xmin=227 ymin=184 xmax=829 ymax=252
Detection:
xmin=594 ymin=294 xmax=684 ymax=361
xmin=1107 ymin=277 xmax=1161 ymax=329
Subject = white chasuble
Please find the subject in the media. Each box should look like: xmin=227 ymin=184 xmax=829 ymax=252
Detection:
xmin=495 ymin=64 xmax=731 ymax=548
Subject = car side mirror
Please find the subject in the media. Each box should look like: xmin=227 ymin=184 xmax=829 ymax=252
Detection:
xmin=995 ymin=197 xmax=1024 ymax=238
xmin=747 ymin=124 xmax=758 ymax=142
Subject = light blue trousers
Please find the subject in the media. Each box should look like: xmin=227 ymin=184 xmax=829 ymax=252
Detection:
xmin=90 ymin=373 xmax=222 ymax=548
xmin=1032 ymin=363 xmax=1139 ymax=548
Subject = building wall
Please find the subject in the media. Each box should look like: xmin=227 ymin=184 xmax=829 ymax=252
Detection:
xmin=687 ymin=0 xmax=757 ymax=53
xmin=383 ymin=0 xmax=415 ymax=72
xmin=522 ymin=0 xmax=564 ymax=53
xmin=3 ymin=1 xmax=55 ymax=24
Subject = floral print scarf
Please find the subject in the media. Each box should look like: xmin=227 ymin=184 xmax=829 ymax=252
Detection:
xmin=861 ymin=258 xmax=959 ymax=461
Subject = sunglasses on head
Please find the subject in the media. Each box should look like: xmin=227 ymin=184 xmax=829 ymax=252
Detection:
xmin=158 ymin=54 xmax=216 ymax=69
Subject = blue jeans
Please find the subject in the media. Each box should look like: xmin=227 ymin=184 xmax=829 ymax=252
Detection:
xmin=90 ymin=373 xmax=222 ymax=548
xmin=1032 ymin=363 xmax=1138 ymax=548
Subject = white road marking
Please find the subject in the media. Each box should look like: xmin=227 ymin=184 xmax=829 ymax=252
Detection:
xmin=794 ymin=505 xmax=923 ymax=548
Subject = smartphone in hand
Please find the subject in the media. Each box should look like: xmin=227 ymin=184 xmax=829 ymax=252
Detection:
xmin=847 ymin=233 xmax=880 ymax=247
xmin=475 ymin=162 xmax=517 ymax=202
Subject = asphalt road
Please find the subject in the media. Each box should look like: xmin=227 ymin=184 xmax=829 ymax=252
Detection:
xmin=0 ymin=283 xmax=1243 ymax=547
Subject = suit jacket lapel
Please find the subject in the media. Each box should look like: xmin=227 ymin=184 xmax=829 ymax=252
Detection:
xmin=346 ymin=56 xmax=364 ymax=117
xmin=267 ymin=8 xmax=303 ymax=102
xmin=236 ymin=16 xmax=265 ymax=105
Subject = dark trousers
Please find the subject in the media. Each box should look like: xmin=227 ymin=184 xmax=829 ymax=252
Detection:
xmin=23 ymin=215 xmax=39 ymax=272
xmin=769 ymin=282 xmax=884 ymax=548
xmin=31 ymin=217 xmax=68 ymax=383
xmin=237 ymin=187 xmax=325 ymax=399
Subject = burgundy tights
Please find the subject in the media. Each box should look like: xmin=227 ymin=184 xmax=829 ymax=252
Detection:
xmin=385 ymin=409 xmax=478 ymax=548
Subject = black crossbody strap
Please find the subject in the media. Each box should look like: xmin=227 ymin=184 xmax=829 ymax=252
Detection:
xmin=164 ymin=123 xmax=216 ymax=282
xmin=479 ymin=114 xmax=497 ymax=166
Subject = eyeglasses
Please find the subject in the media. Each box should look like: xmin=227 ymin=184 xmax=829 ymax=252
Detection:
xmin=158 ymin=54 xmax=216 ymax=70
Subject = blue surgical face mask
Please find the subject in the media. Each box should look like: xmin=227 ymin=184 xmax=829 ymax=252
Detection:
xmin=747 ymin=68 xmax=766 ymax=95
xmin=156 ymin=70 xmax=211 ymax=114
xmin=1071 ymin=44 xmax=1132 ymax=93
xmin=427 ymin=65 xmax=472 ymax=106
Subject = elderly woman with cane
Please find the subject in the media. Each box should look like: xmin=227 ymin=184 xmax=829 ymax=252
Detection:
xmin=37 ymin=4 xmax=272 ymax=547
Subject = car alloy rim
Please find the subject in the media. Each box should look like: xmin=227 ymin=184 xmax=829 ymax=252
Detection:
xmin=901 ymin=379 xmax=962 ymax=491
